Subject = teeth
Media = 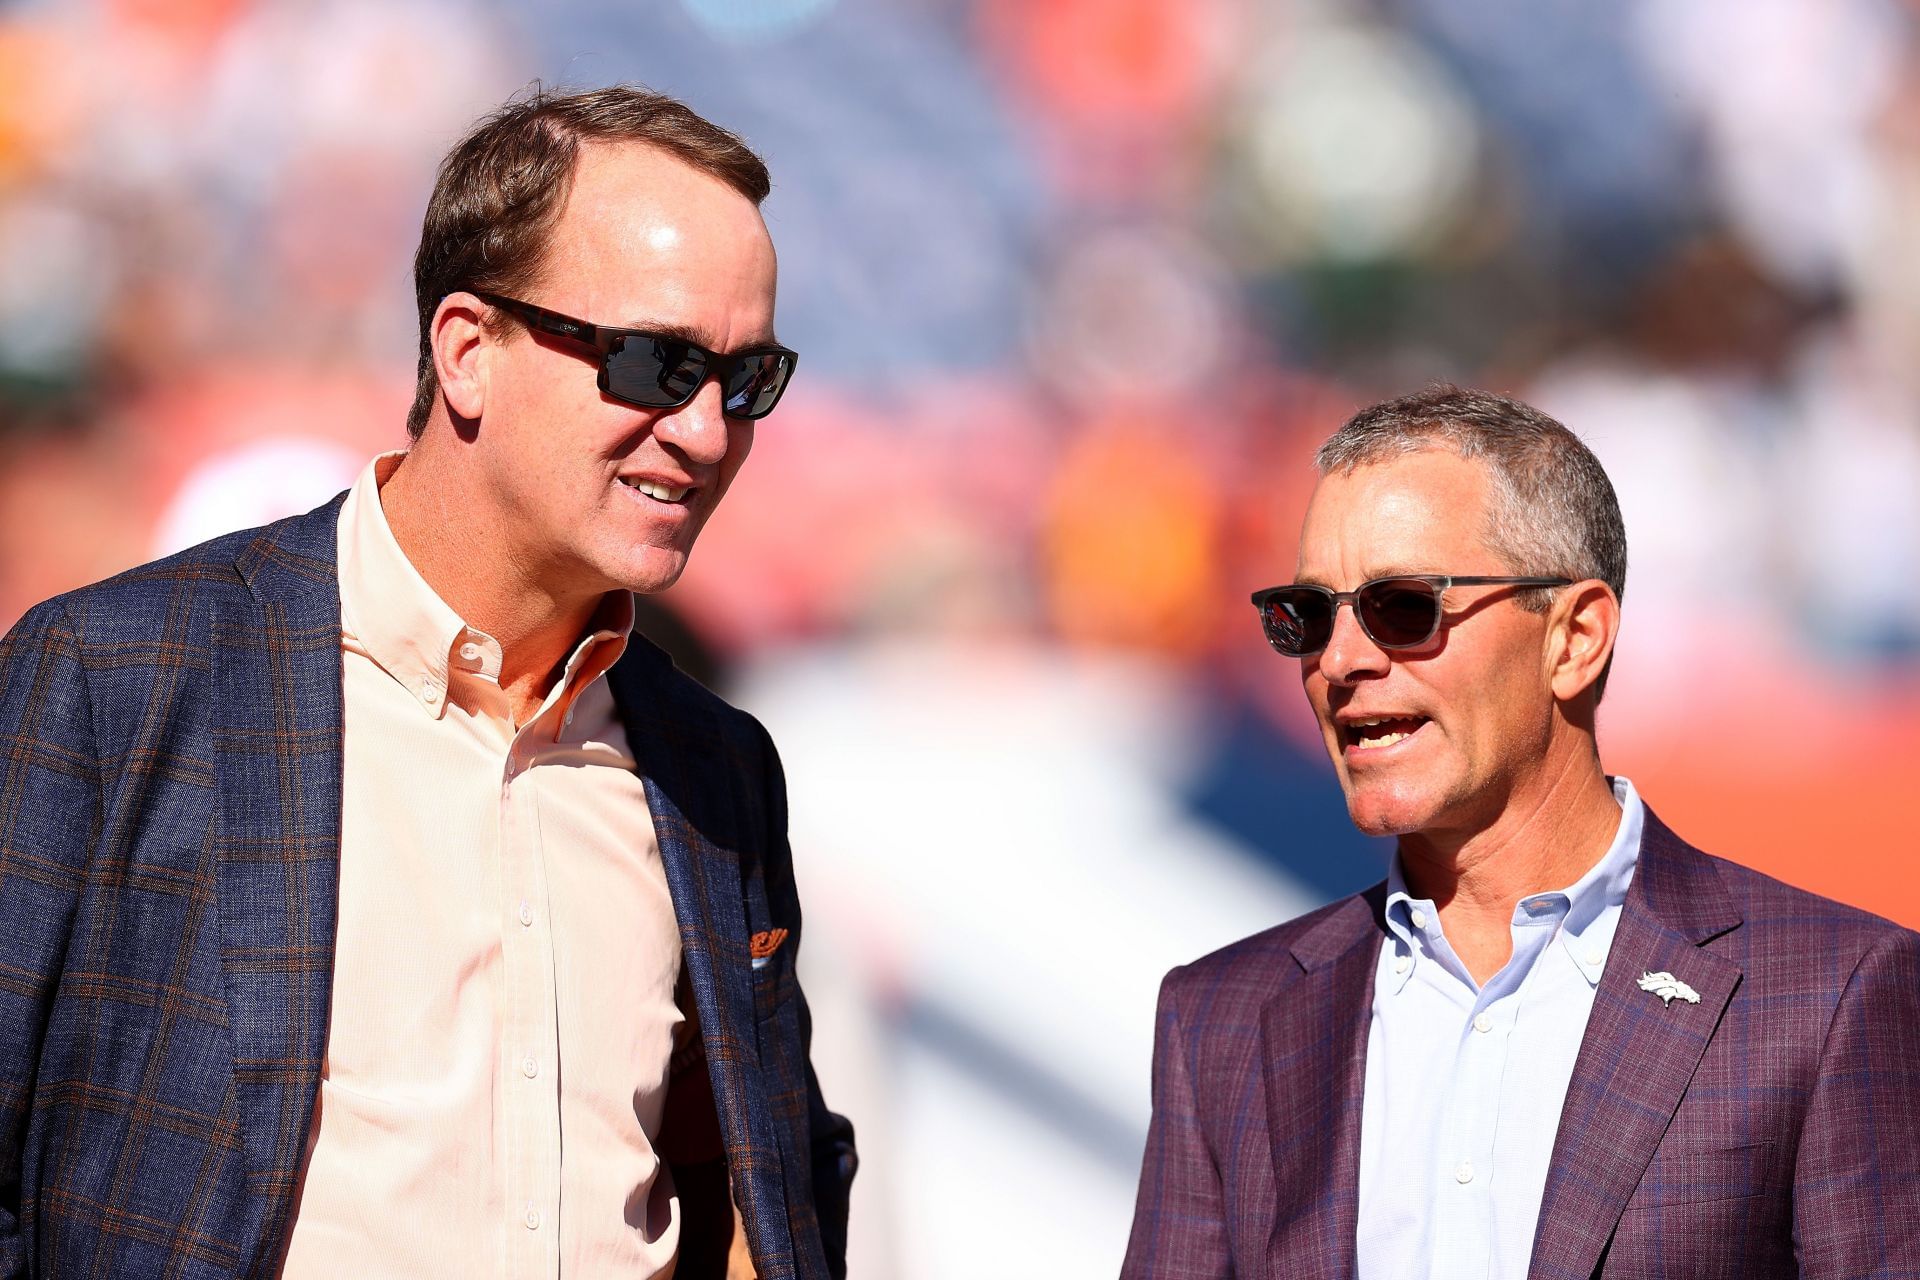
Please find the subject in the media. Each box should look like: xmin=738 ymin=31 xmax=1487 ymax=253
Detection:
xmin=1346 ymin=716 xmax=1420 ymax=750
xmin=1356 ymin=731 xmax=1409 ymax=749
xmin=621 ymin=477 xmax=690 ymax=502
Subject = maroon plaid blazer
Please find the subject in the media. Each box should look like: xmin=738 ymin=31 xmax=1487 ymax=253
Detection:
xmin=1121 ymin=811 xmax=1920 ymax=1278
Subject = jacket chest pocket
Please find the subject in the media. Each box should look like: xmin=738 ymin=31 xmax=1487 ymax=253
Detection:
xmin=1624 ymin=1140 xmax=1777 ymax=1208
xmin=749 ymin=926 xmax=796 ymax=1025
xmin=1606 ymin=1142 xmax=1791 ymax=1278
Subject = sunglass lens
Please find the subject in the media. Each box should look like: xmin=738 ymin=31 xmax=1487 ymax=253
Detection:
xmin=722 ymin=352 xmax=793 ymax=419
xmin=1358 ymin=579 xmax=1441 ymax=647
xmin=605 ymin=335 xmax=704 ymax=408
xmin=1263 ymin=590 xmax=1333 ymax=656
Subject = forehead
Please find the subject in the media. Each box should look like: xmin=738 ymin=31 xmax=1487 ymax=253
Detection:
xmin=1295 ymin=448 xmax=1501 ymax=580
xmin=538 ymin=140 xmax=777 ymax=337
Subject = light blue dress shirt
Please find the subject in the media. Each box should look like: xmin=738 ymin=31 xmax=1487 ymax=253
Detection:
xmin=1355 ymin=776 xmax=1645 ymax=1280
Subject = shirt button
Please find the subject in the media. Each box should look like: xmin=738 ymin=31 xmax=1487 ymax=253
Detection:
xmin=1394 ymin=955 xmax=1411 ymax=975
xmin=1455 ymin=1160 xmax=1475 ymax=1184
xmin=1473 ymin=1012 xmax=1492 ymax=1034
xmin=1409 ymin=908 xmax=1427 ymax=929
xmin=459 ymin=641 xmax=482 ymax=662
xmin=524 ymin=1203 xmax=541 ymax=1230
xmin=521 ymin=1056 xmax=538 ymax=1079
xmin=518 ymin=901 xmax=533 ymax=927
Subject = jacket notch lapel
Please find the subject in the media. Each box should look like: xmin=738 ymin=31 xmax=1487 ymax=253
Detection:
xmin=1528 ymin=815 xmax=1743 ymax=1279
xmin=212 ymin=509 xmax=345 ymax=1265
xmin=1263 ymin=892 xmax=1383 ymax=1280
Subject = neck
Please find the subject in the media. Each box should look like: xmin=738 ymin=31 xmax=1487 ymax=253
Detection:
xmin=379 ymin=446 xmax=603 ymax=721
xmin=1397 ymin=745 xmax=1621 ymax=984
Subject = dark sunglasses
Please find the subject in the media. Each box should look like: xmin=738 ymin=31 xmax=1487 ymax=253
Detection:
xmin=474 ymin=292 xmax=797 ymax=420
xmin=1251 ymin=574 xmax=1572 ymax=657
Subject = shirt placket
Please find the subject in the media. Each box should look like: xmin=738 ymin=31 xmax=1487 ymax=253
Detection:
xmin=1425 ymin=951 xmax=1491 ymax=1274
xmin=501 ymin=718 xmax=562 ymax=1278
xmin=1427 ymin=900 xmax=1565 ymax=1280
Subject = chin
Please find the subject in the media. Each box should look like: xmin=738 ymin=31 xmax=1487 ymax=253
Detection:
xmin=598 ymin=543 xmax=693 ymax=597
xmin=1340 ymin=781 xmax=1440 ymax=838
xmin=620 ymin=562 xmax=690 ymax=597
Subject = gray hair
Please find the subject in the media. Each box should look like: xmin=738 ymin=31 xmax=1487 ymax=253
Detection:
xmin=1315 ymin=384 xmax=1627 ymax=693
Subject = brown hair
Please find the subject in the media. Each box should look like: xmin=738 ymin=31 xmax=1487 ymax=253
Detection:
xmin=405 ymin=84 xmax=771 ymax=439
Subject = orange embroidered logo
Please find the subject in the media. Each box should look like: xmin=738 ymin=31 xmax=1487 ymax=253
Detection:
xmin=749 ymin=928 xmax=789 ymax=960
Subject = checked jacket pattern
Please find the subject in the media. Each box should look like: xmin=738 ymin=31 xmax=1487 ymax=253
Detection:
xmin=1122 ymin=812 xmax=1920 ymax=1279
xmin=0 ymin=497 xmax=854 ymax=1279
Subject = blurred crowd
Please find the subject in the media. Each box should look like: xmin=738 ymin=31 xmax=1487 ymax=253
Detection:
xmin=5 ymin=0 xmax=1919 ymax=1274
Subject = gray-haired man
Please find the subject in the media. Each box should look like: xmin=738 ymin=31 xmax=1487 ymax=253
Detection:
xmin=1123 ymin=385 xmax=1920 ymax=1278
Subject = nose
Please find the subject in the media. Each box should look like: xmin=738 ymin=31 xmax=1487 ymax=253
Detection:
xmin=651 ymin=376 xmax=733 ymax=466
xmin=1317 ymin=597 xmax=1390 ymax=686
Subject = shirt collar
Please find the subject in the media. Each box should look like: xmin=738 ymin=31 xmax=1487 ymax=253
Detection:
xmin=337 ymin=451 xmax=636 ymax=722
xmin=1378 ymin=775 xmax=1645 ymax=990
xmin=338 ymin=453 xmax=468 ymax=718
xmin=1561 ymin=775 xmax=1643 ymax=934
xmin=1552 ymin=774 xmax=1643 ymax=984
xmin=1381 ymin=859 xmax=1439 ymax=993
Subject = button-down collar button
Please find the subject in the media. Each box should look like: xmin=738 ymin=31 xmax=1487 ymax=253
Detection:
xmin=458 ymin=641 xmax=482 ymax=662
xmin=1473 ymin=1012 xmax=1492 ymax=1033
xmin=1455 ymin=1160 xmax=1475 ymax=1184
xmin=1585 ymin=947 xmax=1604 ymax=967
xmin=1409 ymin=908 xmax=1427 ymax=929
xmin=421 ymin=682 xmax=441 ymax=705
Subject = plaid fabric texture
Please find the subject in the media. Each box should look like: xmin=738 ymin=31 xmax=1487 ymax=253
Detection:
xmin=0 ymin=498 xmax=853 ymax=1280
xmin=1122 ymin=812 xmax=1920 ymax=1279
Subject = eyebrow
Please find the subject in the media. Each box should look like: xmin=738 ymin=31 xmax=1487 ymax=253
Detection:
xmin=1293 ymin=565 xmax=1440 ymax=589
xmin=621 ymin=319 xmax=782 ymax=353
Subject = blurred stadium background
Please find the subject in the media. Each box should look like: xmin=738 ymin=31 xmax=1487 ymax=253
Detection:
xmin=4 ymin=0 xmax=1919 ymax=1274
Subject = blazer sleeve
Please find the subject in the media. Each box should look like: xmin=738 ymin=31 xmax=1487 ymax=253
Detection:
xmin=1122 ymin=968 xmax=1232 ymax=1280
xmin=0 ymin=601 xmax=102 ymax=1279
xmin=1791 ymin=923 xmax=1920 ymax=1277
xmin=755 ymin=720 xmax=858 ymax=1280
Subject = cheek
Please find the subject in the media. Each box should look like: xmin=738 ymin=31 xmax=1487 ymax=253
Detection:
xmin=1302 ymin=669 xmax=1334 ymax=724
xmin=1466 ymin=649 xmax=1553 ymax=755
xmin=714 ymin=422 xmax=757 ymax=492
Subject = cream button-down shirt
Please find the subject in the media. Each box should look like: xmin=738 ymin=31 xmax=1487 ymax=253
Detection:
xmin=279 ymin=453 xmax=685 ymax=1278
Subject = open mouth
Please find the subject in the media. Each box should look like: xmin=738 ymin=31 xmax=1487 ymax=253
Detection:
xmin=618 ymin=476 xmax=692 ymax=504
xmin=1342 ymin=716 xmax=1428 ymax=751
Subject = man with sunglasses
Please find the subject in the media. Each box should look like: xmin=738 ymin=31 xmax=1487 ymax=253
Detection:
xmin=1123 ymin=385 xmax=1920 ymax=1278
xmin=0 ymin=86 xmax=852 ymax=1279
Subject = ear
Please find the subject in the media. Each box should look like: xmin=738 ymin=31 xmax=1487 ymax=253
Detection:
xmin=430 ymin=292 xmax=492 ymax=423
xmin=1545 ymin=579 xmax=1620 ymax=705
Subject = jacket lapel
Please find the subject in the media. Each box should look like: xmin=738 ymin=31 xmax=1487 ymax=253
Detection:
xmin=1528 ymin=812 xmax=1743 ymax=1279
xmin=212 ymin=499 xmax=346 ymax=1265
xmin=1264 ymin=886 xmax=1385 ymax=1280
xmin=608 ymin=647 xmax=795 ymax=1275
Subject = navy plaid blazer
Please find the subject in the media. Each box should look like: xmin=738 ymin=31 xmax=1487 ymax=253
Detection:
xmin=1122 ymin=812 xmax=1920 ymax=1278
xmin=0 ymin=498 xmax=855 ymax=1279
